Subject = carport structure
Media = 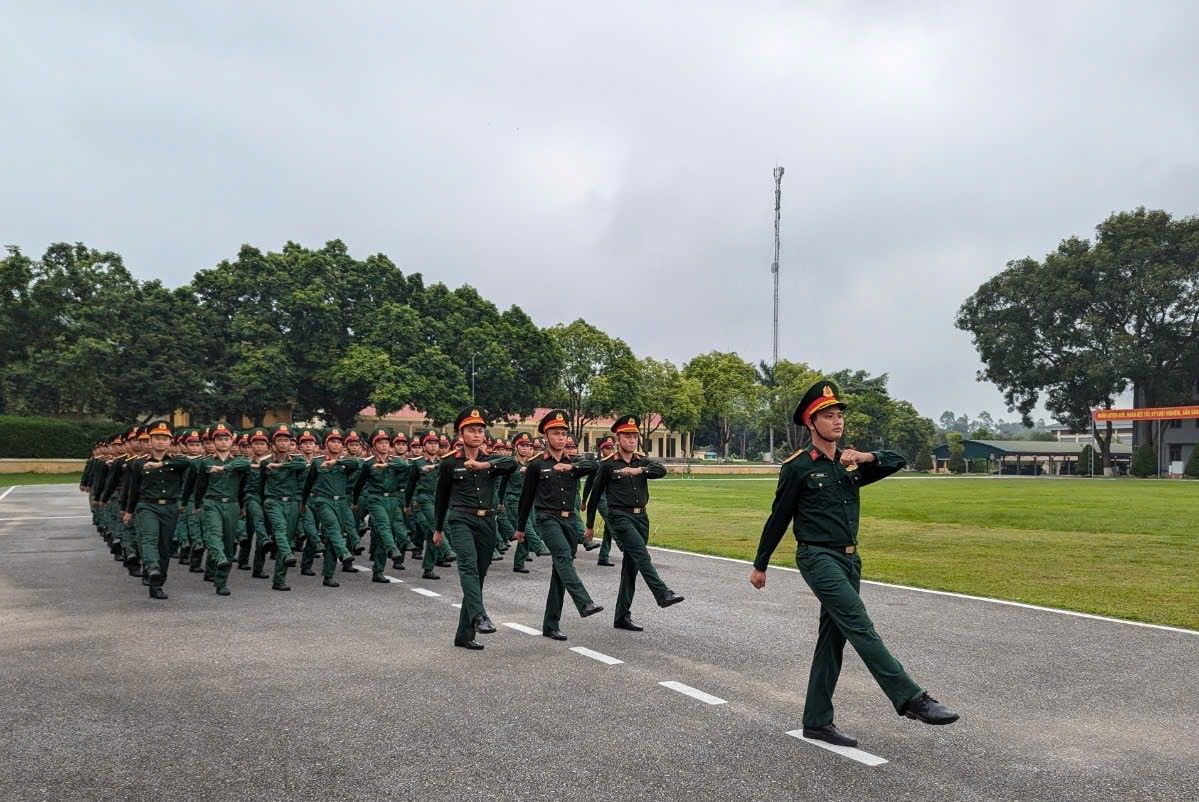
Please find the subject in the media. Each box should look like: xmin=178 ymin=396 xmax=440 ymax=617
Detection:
xmin=932 ymin=439 xmax=1132 ymax=475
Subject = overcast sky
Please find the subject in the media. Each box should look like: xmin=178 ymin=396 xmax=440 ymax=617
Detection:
xmin=3 ymin=2 xmax=1194 ymax=422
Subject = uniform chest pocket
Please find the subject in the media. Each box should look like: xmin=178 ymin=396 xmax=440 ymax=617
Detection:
xmin=805 ymin=475 xmax=831 ymax=491
xmin=453 ymin=468 xmax=467 ymax=480
xmin=540 ymin=469 xmax=553 ymax=478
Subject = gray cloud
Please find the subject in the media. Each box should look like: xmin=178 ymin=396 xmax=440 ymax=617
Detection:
xmin=3 ymin=1 xmax=1196 ymax=422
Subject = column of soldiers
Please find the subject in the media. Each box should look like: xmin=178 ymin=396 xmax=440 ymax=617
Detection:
xmin=77 ymin=408 xmax=685 ymax=644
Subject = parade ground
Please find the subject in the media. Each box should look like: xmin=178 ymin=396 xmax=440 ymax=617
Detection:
xmin=1 ymin=483 xmax=1196 ymax=802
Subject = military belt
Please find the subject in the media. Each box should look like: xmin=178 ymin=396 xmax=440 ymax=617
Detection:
xmin=799 ymin=542 xmax=857 ymax=555
xmin=268 ymin=495 xmax=294 ymax=502
xmin=452 ymin=506 xmax=492 ymax=518
xmin=313 ymin=493 xmax=343 ymax=501
xmin=610 ymin=506 xmax=644 ymax=514
xmin=152 ymin=499 xmax=178 ymax=506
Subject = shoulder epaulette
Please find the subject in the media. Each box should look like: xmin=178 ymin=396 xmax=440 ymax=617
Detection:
xmin=782 ymin=448 xmax=806 ymax=464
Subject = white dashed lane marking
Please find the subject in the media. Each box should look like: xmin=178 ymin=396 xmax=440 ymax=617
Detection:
xmin=658 ymin=681 xmax=727 ymax=705
xmin=502 ymin=622 xmax=541 ymax=636
xmin=570 ymin=647 xmax=623 ymax=665
xmin=410 ymin=587 xmax=441 ymax=597
xmin=786 ymin=729 xmax=888 ymax=767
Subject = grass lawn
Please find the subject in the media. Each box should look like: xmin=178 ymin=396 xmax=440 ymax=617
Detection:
xmin=0 ymin=472 xmax=82 ymax=487
xmin=645 ymin=476 xmax=1198 ymax=631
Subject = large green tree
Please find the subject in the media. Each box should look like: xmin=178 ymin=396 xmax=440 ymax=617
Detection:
xmin=683 ymin=351 xmax=758 ymax=458
xmin=957 ymin=208 xmax=1199 ymax=469
xmin=549 ymin=319 xmax=639 ymax=441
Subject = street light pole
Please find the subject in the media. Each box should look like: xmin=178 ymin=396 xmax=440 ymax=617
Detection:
xmin=769 ymin=165 xmax=784 ymax=462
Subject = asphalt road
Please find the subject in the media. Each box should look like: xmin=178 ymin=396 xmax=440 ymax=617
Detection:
xmin=1 ymin=484 xmax=1195 ymax=802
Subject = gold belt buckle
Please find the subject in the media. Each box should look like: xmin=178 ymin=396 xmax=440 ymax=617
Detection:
xmin=632 ymin=507 xmax=642 ymax=514
xmin=845 ymin=544 xmax=856 ymax=555
xmin=475 ymin=509 xmax=487 ymax=517
xmin=157 ymin=499 xmax=168 ymax=505
xmin=559 ymin=511 xmax=570 ymax=518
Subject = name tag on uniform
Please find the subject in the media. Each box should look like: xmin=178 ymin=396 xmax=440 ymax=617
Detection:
xmin=453 ymin=468 xmax=467 ymax=479
xmin=540 ymin=468 xmax=553 ymax=477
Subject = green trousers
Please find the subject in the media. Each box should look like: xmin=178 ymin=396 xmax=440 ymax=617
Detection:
xmin=309 ymin=496 xmax=352 ymax=579
xmin=510 ymin=505 xmax=545 ymax=568
xmin=413 ymin=497 xmax=454 ymax=572
xmin=606 ymin=511 xmax=668 ymax=622
xmin=595 ymin=497 xmax=614 ymax=561
xmin=366 ymin=494 xmax=409 ymax=576
xmin=264 ymin=498 xmax=301 ymax=585
xmin=134 ymin=502 xmax=180 ymax=587
xmin=201 ymin=499 xmax=240 ymax=591
xmin=111 ymin=498 xmax=137 ymax=564
xmin=446 ymin=511 xmax=495 ymax=642
xmin=242 ymin=498 xmax=268 ymax=572
xmin=796 ymin=544 xmax=924 ymax=728
xmin=339 ymin=499 xmax=360 ymax=553
xmin=536 ymin=513 xmax=593 ymax=631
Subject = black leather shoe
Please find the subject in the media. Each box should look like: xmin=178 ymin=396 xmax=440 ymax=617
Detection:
xmin=422 ymin=571 xmax=440 ymax=580
xmin=582 ymin=540 xmax=600 ymax=551
xmin=372 ymin=574 xmax=389 ymax=583
xmin=392 ymin=559 xmax=405 ymax=570
xmin=474 ymin=616 xmax=497 ymax=635
xmin=147 ymin=567 xmax=164 ymax=583
xmin=454 ymin=638 xmax=484 ymax=650
xmin=542 ymin=628 xmax=568 ymax=641
xmin=658 ymin=590 xmax=685 ymax=608
xmin=513 ymin=566 xmax=529 ymax=573
xmin=580 ymin=602 xmax=604 ymax=618
xmin=215 ymin=586 xmax=231 ymax=596
xmin=614 ymin=615 xmax=643 ymax=632
xmin=902 ymin=693 xmax=960 ymax=725
xmin=435 ymin=560 xmax=450 ymax=568
xmin=189 ymin=566 xmax=205 ymax=573
xmin=597 ymin=559 xmax=615 ymax=566
xmin=237 ymin=564 xmax=251 ymax=571
xmin=215 ymin=558 xmax=231 ymax=570
xmin=802 ymin=724 xmax=858 ymax=747
xmin=534 ymin=549 xmax=551 ymax=558
xmin=322 ymin=578 xmax=340 ymax=588
xmin=283 ymin=555 xmax=298 ymax=567
xmin=252 ymin=570 xmax=269 ymax=579
xmin=148 ymin=587 xmax=168 ymax=600
xmin=387 ymin=547 xmax=402 ymax=560
xmin=300 ymin=568 xmax=316 ymax=576
xmin=341 ymin=559 xmax=360 ymax=573
xmin=203 ymin=575 xmax=214 ymax=583
xmin=411 ymin=548 xmax=423 ymax=559
xmin=272 ymin=583 xmax=291 ymax=591
xmin=352 ymin=545 xmax=365 ymax=555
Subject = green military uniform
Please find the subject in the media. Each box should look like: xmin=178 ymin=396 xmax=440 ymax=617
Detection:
xmin=405 ymin=431 xmax=455 ymax=578
xmin=499 ymin=434 xmax=549 ymax=571
xmin=259 ymin=424 xmax=309 ymax=590
xmin=352 ymin=428 xmax=415 ymax=581
xmin=582 ymin=438 xmax=617 ymax=565
xmin=585 ymin=415 xmax=682 ymax=628
xmin=300 ymin=428 xmax=357 ymax=586
xmin=124 ymin=421 xmax=190 ymax=599
xmin=237 ymin=429 xmax=273 ymax=576
xmin=516 ymin=410 xmax=602 ymax=638
xmin=754 ymin=380 xmax=925 ymax=731
xmin=434 ymin=408 xmax=518 ymax=648
xmin=191 ymin=423 xmax=251 ymax=596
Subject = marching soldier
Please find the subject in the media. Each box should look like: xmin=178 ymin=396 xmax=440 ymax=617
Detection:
xmin=260 ymin=424 xmax=309 ymax=591
xmin=122 ymin=421 xmax=191 ymax=600
xmin=585 ymin=415 xmax=683 ymax=632
xmin=405 ymin=430 xmax=454 ymax=580
xmin=564 ymin=435 xmax=599 ymax=554
xmin=241 ymin=427 xmax=275 ymax=578
xmin=299 ymin=427 xmax=358 ymax=587
xmin=352 ymin=427 xmax=413 ymax=583
xmin=432 ymin=407 xmax=517 ymax=650
xmin=515 ymin=410 xmax=604 ymax=641
xmin=191 ymin=422 xmax=250 ymax=596
xmin=750 ymin=380 xmax=959 ymax=748
xmin=582 ymin=435 xmax=617 ymax=565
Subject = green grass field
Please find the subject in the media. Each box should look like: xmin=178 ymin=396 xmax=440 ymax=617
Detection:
xmin=0 ymin=472 xmax=82 ymax=487
xmin=646 ymin=476 xmax=1198 ymax=631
